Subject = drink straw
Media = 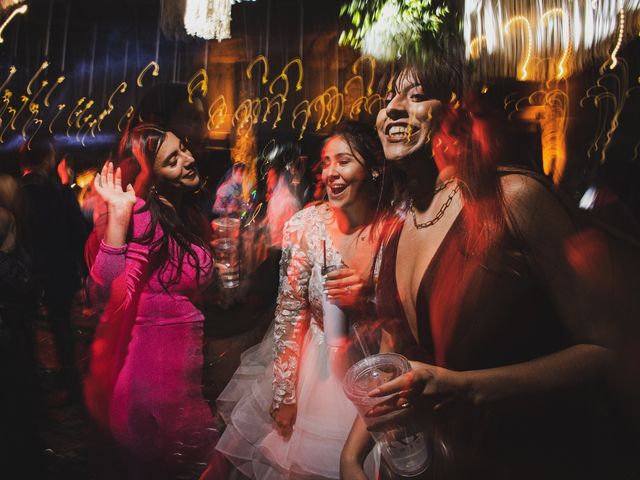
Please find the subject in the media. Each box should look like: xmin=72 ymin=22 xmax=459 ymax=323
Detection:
xmin=352 ymin=322 xmax=371 ymax=358
xmin=322 ymin=239 xmax=327 ymax=275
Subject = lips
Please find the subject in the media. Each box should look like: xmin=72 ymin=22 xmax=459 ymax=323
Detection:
xmin=183 ymin=169 xmax=197 ymax=180
xmin=384 ymin=122 xmax=419 ymax=143
xmin=328 ymin=183 xmax=347 ymax=195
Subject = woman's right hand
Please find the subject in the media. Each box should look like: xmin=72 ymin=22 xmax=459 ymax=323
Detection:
xmin=269 ymin=403 xmax=297 ymax=439
xmin=94 ymin=161 xmax=136 ymax=247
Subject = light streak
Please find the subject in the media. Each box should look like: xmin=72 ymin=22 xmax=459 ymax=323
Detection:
xmin=48 ymin=104 xmax=66 ymax=134
xmin=26 ymin=119 xmax=44 ymax=150
xmin=504 ymin=16 xmax=533 ymax=81
xmin=246 ymin=55 xmax=269 ymax=84
xmin=44 ymin=76 xmax=65 ymax=107
xmin=1 ymin=66 xmax=16 ymax=91
xmin=207 ymin=94 xmax=227 ymax=130
xmin=541 ymin=8 xmax=572 ymax=80
xmin=0 ymin=4 xmax=28 ymax=44
xmin=187 ymin=69 xmax=208 ymax=104
xmin=136 ymin=61 xmax=160 ymax=87
xmin=117 ymin=105 xmax=134 ymax=132
xmin=96 ymin=82 xmax=127 ymax=131
xmin=26 ymin=61 xmax=49 ymax=95
xmin=9 ymin=95 xmax=29 ymax=130
xmin=0 ymin=107 xmax=16 ymax=142
xmin=609 ymin=9 xmax=625 ymax=69
xmin=469 ymin=35 xmax=486 ymax=59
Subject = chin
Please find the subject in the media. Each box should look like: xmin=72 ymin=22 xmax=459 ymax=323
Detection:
xmin=182 ymin=177 xmax=201 ymax=190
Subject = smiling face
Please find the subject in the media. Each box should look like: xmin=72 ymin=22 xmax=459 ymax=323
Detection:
xmin=320 ymin=135 xmax=369 ymax=211
xmin=153 ymin=131 xmax=200 ymax=190
xmin=376 ymin=69 xmax=443 ymax=162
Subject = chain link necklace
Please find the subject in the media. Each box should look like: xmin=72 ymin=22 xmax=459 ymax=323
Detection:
xmin=409 ymin=180 xmax=460 ymax=230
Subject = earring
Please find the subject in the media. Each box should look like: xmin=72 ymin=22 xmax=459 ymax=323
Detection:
xmin=371 ymin=170 xmax=380 ymax=181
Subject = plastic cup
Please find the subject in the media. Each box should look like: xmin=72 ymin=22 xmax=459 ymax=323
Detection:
xmin=211 ymin=217 xmax=241 ymax=288
xmin=321 ymin=264 xmax=348 ymax=347
xmin=343 ymin=353 xmax=430 ymax=477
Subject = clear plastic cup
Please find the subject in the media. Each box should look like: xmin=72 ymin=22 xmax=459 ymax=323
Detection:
xmin=343 ymin=353 xmax=430 ymax=477
xmin=211 ymin=217 xmax=241 ymax=288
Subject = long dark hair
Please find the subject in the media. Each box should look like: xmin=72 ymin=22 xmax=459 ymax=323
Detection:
xmin=116 ymin=123 xmax=212 ymax=290
xmin=380 ymin=58 xmax=508 ymax=256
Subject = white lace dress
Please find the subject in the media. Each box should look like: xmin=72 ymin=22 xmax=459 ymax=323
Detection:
xmin=216 ymin=205 xmax=375 ymax=479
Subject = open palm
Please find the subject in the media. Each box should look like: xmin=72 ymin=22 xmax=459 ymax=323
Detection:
xmin=94 ymin=161 xmax=136 ymax=215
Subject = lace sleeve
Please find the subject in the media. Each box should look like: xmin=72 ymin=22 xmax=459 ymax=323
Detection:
xmin=272 ymin=212 xmax=313 ymax=408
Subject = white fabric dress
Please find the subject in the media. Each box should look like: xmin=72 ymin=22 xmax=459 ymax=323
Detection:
xmin=216 ymin=205 xmax=375 ymax=479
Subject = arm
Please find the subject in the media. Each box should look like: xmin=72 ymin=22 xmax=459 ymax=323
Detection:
xmin=86 ymin=162 xmax=150 ymax=313
xmin=271 ymin=213 xmax=312 ymax=436
xmin=368 ymin=174 xmax=616 ymax=420
xmin=340 ymin=328 xmax=396 ymax=478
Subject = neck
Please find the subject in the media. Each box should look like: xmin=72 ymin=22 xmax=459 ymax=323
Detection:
xmin=330 ymin=199 xmax=373 ymax=234
xmin=396 ymin=150 xmax=439 ymax=211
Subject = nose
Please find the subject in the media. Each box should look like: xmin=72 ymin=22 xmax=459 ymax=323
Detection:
xmin=326 ymin=160 xmax=340 ymax=178
xmin=182 ymin=151 xmax=195 ymax=168
xmin=385 ymin=92 xmax=407 ymax=121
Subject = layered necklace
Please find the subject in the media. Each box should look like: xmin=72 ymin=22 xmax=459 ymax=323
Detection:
xmin=409 ymin=180 xmax=460 ymax=230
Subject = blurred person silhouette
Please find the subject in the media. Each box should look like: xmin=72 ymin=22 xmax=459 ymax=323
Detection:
xmin=262 ymin=141 xmax=306 ymax=250
xmin=212 ymin=162 xmax=247 ymax=218
xmin=19 ymin=136 xmax=89 ymax=404
xmin=0 ymin=173 xmax=46 ymax=476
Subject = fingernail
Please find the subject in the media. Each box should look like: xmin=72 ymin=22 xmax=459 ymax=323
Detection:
xmin=368 ymin=388 xmax=380 ymax=396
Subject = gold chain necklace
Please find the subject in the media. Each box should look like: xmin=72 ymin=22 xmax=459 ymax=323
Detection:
xmin=409 ymin=181 xmax=460 ymax=230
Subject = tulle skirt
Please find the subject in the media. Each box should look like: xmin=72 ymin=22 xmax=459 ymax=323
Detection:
xmin=216 ymin=321 xmax=373 ymax=479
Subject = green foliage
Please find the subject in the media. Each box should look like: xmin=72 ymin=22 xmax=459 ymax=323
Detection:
xmin=339 ymin=0 xmax=451 ymax=52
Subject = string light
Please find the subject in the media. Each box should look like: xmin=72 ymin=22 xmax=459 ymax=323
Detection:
xmin=0 ymin=3 xmax=27 ymax=44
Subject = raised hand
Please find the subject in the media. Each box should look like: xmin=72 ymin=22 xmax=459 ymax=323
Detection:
xmin=94 ymin=161 xmax=137 ymax=247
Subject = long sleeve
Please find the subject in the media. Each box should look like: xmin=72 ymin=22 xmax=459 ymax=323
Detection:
xmin=272 ymin=213 xmax=313 ymax=408
xmin=86 ymin=199 xmax=156 ymax=316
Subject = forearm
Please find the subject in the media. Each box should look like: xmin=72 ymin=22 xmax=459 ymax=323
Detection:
xmin=341 ymin=415 xmax=374 ymax=473
xmin=103 ymin=204 xmax=132 ymax=247
xmin=467 ymin=344 xmax=615 ymax=405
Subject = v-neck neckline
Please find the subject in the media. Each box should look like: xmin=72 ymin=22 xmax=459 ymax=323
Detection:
xmin=393 ymin=207 xmax=465 ymax=345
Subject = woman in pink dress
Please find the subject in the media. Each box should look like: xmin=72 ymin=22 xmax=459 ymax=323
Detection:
xmin=85 ymin=123 xmax=221 ymax=479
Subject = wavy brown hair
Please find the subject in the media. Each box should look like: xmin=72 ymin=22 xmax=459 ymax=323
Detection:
xmin=116 ymin=123 xmax=212 ymax=290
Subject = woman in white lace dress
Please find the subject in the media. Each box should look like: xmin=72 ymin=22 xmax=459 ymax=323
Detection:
xmin=215 ymin=121 xmax=394 ymax=479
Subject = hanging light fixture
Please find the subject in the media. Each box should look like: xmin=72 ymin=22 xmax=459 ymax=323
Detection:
xmin=183 ymin=0 xmax=254 ymax=41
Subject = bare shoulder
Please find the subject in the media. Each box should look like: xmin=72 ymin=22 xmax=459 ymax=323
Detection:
xmin=499 ymin=172 xmax=575 ymax=240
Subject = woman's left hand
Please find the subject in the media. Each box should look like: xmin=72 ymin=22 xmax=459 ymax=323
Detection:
xmin=364 ymin=361 xmax=471 ymax=431
xmin=323 ymin=267 xmax=368 ymax=308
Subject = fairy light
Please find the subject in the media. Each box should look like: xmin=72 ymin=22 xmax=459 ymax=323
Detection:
xmin=44 ymin=76 xmax=65 ymax=107
xmin=26 ymin=61 xmax=49 ymax=95
xmin=609 ymin=9 xmax=625 ymax=69
xmin=464 ymin=0 xmax=640 ymax=82
xmin=0 ymin=3 xmax=27 ymax=43
xmin=187 ymin=69 xmax=208 ymax=104
xmin=1 ymin=66 xmax=16 ymax=91
xmin=47 ymin=103 xmax=66 ymax=134
xmin=504 ymin=16 xmax=533 ymax=81
xmin=136 ymin=61 xmax=160 ymax=87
